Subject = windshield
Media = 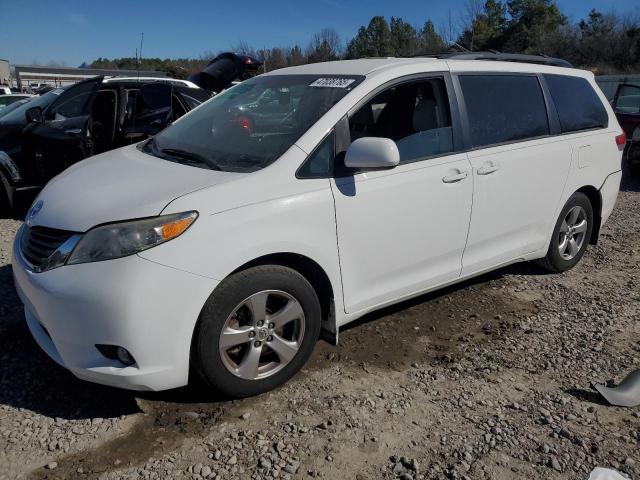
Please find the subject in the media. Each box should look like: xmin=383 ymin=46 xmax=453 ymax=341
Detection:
xmin=141 ymin=74 xmax=363 ymax=173
xmin=0 ymin=89 xmax=63 ymax=123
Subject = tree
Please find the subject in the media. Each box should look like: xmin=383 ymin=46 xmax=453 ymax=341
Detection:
xmin=389 ymin=17 xmax=419 ymax=56
xmin=287 ymin=45 xmax=306 ymax=66
xmin=419 ymin=20 xmax=447 ymax=53
xmin=366 ymin=16 xmax=394 ymax=57
xmin=346 ymin=16 xmax=394 ymax=58
xmin=346 ymin=26 xmax=371 ymax=58
xmin=307 ymin=28 xmax=342 ymax=62
xmin=501 ymin=0 xmax=567 ymax=53
xmin=458 ymin=0 xmax=508 ymax=51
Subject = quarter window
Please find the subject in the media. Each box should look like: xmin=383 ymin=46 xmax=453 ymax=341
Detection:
xmin=349 ymin=78 xmax=454 ymax=163
xmin=297 ymin=132 xmax=334 ymax=178
xmin=459 ymin=75 xmax=549 ymax=148
xmin=544 ymin=74 xmax=608 ymax=133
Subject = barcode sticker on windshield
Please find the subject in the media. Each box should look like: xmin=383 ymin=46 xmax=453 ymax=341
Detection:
xmin=309 ymin=78 xmax=355 ymax=89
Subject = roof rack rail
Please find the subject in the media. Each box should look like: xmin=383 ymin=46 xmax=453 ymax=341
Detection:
xmin=419 ymin=51 xmax=572 ymax=68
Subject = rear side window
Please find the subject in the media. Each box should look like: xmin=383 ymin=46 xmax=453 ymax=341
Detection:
xmin=543 ymin=74 xmax=608 ymax=133
xmin=459 ymin=75 xmax=549 ymax=148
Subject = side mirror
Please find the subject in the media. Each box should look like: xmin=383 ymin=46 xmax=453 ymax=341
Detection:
xmin=344 ymin=137 xmax=400 ymax=170
xmin=25 ymin=106 xmax=43 ymax=124
xmin=633 ymin=127 xmax=640 ymax=143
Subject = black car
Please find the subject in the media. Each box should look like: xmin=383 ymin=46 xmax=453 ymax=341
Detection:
xmin=0 ymin=77 xmax=210 ymax=210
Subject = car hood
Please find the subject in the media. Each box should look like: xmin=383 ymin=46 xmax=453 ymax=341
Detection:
xmin=30 ymin=144 xmax=243 ymax=232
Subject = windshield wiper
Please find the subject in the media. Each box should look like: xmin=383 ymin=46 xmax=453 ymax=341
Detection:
xmin=160 ymin=148 xmax=221 ymax=171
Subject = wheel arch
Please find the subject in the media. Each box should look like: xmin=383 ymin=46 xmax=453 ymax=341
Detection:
xmin=576 ymin=185 xmax=602 ymax=245
xmin=229 ymin=252 xmax=337 ymax=342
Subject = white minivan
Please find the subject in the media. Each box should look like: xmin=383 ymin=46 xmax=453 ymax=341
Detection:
xmin=12 ymin=55 xmax=624 ymax=397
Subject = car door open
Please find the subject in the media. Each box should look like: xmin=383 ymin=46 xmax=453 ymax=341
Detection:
xmin=22 ymin=76 xmax=103 ymax=182
xmin=613 ymin=83 xmax=640 ymax=137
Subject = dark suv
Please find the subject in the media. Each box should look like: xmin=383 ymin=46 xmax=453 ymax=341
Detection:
xmin=0 ymin=77 xmax=210 ymax=210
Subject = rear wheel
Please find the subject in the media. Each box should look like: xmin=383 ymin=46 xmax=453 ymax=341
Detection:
xmin=192 ymin=265 xmax=321 ymax=397
xmin=536 ymin=192 xmax=593 ymax=273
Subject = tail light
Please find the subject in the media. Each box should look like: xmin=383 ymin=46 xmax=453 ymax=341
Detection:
xmin=615 ymin=132 xmax=627 ymax=151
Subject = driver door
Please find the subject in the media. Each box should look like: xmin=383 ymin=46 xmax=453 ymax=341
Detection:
xmin=23 ymin=76 xmax=103 ymax=182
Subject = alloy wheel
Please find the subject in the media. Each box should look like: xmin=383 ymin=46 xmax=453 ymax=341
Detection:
xmin=218 ymin=290 xmax=305 ymax=380
xmin=558 ymin=205 xmax=588 ymax=260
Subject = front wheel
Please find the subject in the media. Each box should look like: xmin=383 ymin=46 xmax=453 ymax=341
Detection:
xmin=192 ymin=265 xmax=321 ymax=397
xmin=535 ymin=192 xmax=594 ymax=273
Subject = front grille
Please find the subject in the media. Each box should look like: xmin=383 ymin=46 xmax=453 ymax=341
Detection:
xmin=20 ymin=225 xmax=74 ymax=268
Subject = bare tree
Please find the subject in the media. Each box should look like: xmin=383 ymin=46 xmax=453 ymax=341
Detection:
xmin=307 ymin=27 xmax=343 ymax=62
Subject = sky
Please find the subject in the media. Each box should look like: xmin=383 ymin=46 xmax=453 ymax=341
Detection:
xmin=1 ymin=0 xmax=639 ymax=67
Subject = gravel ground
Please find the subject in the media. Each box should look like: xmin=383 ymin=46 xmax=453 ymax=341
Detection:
xmin=0 ymin=169 xmax=638 ymax=480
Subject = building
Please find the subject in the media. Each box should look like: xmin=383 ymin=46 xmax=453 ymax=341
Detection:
xmin=0 ymin=59 xmax=10 ymax=85
xmin=13 ymin=64 xmax=166 ymax=90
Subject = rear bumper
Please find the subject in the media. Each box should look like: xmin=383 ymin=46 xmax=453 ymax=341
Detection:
xmin=600 ymin=170 xmax=622 ymax=227
xmin=12 ymin=229 xmax=218 ymax=391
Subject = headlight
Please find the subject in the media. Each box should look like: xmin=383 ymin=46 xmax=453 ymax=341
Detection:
xmin=66 ymin=211 xmax=198 ymax=265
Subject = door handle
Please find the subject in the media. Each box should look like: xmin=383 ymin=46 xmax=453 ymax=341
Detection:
xmin=477 ymin=163 xmax=499 ymax=175
xmin=442 ymin=171 xmax=468 ymax=183
xmin=65 ymin=128 xmax=82 ymax=135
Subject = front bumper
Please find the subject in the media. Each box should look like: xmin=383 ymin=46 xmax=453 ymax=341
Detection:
xmin=12 ymin=230 xmax=218 ymax=391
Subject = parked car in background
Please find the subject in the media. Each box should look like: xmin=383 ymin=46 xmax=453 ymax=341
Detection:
xmin=0 ymin=77 xmax=210 ymax=210
xmin=0 ymin=93 xmax=33 ymax=109
xmin=0 ymin=98 xmax=32 ymax=120
xmin=0 ymin=94 xmax=33 ymax=109
xmin=596 ymin=74 xmax=640 ymax=102
xmin=12 ymin=54 xmax=624 ymax=397
xmin=0 ymin=86 xmax=11 ymax=95
xmin=612 ymin=83 xmax=640 ymax=138
xmin=626 ymin=127 xmax=640 ymax=174
xmin=611 ymin=83 xmax=640 ymax=175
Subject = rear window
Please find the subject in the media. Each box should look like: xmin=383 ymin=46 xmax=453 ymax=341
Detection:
xmin=543 ymin=74 xmax=608 ymax=133
xmin=459 ymin=75 xmax=549 ymax=148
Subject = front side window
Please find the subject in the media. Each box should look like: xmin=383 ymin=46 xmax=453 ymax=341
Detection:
xmin=141 ymin=75 xmax=363 ymax=173
xmin=544 ymin=74 xmax=608 ymax=133
xmin=349 ymin=78 xmax=454 ymax=163
xmin=47 ymin=82 xmax=97 ymax=120
xmin=459 ymin=75 xmax=549 ymax=148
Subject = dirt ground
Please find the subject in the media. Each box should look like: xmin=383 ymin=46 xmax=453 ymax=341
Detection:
xmin=0 ymin=169 xmax=638 ymax=480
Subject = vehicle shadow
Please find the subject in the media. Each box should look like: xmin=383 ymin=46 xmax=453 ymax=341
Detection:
xmin=0 ymin=259 xmax=237 ymax=421
xmin=339 ymin=260 xmax=547 ymax=335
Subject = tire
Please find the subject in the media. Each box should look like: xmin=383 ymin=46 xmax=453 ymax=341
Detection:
xmin=536 ymin=192 xmax=594 ymax=273
xmin=0 ymin=184 xmax=9 ymax=217
xmin=192 ymin=265 xmax=321 ymax=397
